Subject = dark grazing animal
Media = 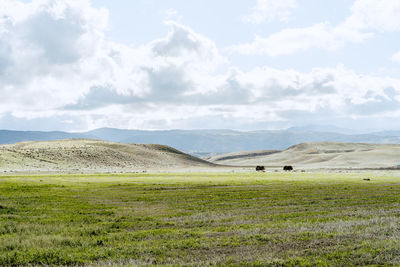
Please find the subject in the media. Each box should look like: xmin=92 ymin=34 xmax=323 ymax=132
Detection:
xmin=256 ymin=166 xmax=265 ymax=172
xmin=283 ymin=165 xmax=293 ymax=171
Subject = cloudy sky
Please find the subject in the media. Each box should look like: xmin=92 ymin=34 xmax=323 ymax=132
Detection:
xmin=1 ymin=0 xmax=400 ymax=132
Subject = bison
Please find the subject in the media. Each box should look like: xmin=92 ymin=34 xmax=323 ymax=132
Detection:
xmin=256 ymin=166 xmax=265 ymax=172
xmin=283 ymin=165 xmax=293 ymax=171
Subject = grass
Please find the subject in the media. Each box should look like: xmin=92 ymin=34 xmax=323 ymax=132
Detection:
xmin=0 ymin=172 xmax=400 ymax=265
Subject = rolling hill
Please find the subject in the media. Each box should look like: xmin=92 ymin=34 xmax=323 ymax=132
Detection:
xmin=0 ymin=139 xmax=213 ymax=173
xmin=205 ymin=142 xmax=400 ymax=169
xmin=1 ymin=127 xmax=400 ymax=156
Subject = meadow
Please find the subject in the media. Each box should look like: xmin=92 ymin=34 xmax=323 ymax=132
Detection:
xmin=0 ymin=171 xmax=400 ymax=266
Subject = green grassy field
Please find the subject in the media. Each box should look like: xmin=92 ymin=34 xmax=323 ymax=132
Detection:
xmin=1 ymin=172 xmax=400 ymax=266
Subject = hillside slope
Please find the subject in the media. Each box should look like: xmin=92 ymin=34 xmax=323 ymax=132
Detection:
xmin=203 ymin=150 xmax=280 ymax=163
xmin=206 ymin=142 xmax=400 ymax=169
xmin=0 ymin=139 xmax=213 ymax=172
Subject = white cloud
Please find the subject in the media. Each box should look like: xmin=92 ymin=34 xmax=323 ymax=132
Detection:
xmin=242 ymin=0 xmax=298 ymax=24
xmin=66 ymin=60 xmax=400 ymax=130
xmin=233 ymin=0 xmax=400 ymax=56
xmin=344 ymin=0 xmax=400 ymax=32
xmin=392 ymin=51 xmax=400 ymax=63
xmin=0 ymin=0 xmax=229 ymax=126
xmin=229 ymin=23 xmax=371 ymax=56
xmin=1 ymin=0 xmax=400 ymax=131
xmin=0 ymin=0 xmax=109 ymax=112
xmin=99 ymin=21 xmax=228 ymax=101
xmin=223 ymin=64 xmax=400 ymax=114
xmin=163 ymin=8 xmax=181 ymax=21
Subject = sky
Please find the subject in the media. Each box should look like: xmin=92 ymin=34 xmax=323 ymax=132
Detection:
xmin=1 ymin=0 xmax=400 ymax=132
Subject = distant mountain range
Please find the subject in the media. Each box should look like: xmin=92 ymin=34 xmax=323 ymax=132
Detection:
xmin=1 ymin=127 xmax=400 ymax=156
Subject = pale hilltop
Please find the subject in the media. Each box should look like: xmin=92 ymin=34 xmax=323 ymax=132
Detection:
xmin=0 ymin=139 xmax=213 ymax=173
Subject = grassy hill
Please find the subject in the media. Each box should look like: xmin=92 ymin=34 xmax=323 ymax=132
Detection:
xmin=0 ymin=139 xmax=213 ymax=172
xmin=205 ymin=142 xmax=400 ymax=169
